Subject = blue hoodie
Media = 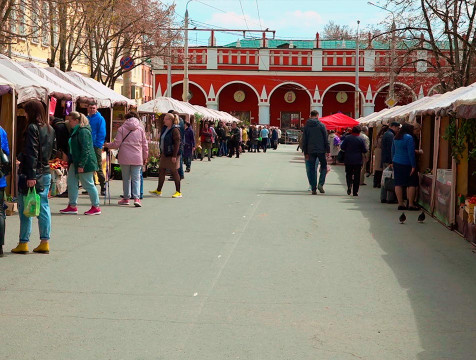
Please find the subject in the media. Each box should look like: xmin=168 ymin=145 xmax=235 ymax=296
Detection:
xmin=0 ymin=126 xmax=10 ymax=188
xmin=87 ymin=111 xmax=106 ymax=148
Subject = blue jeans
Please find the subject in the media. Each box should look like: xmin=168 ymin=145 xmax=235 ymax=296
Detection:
xmin=305 ymin=153 xmax=327 ymax=191
xmin=178 ymin=155 xmax=184 ymax=178
xmin=219 ymin=140 xmax=227 ymax=156
xmin=68 ymin=164 xmax=100 ymax=207
xmin=18 ymin=173 xmax=52 ymax=242
xmin=121 ymin=165 xmax=141 ymax=200
xmin=140 ymin=168 xmax=143 ymax=199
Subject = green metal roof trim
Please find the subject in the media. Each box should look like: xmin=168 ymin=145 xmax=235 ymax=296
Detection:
xmin=222 ymin=38 xmax=450 ymax=50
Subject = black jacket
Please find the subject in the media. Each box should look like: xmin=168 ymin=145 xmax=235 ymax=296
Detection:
xmin=19 ymin=123 xmax=56 ymax=180
xmin=381 ymin=129 xmax=395 ymax=166
xmin=302 ymin=118 xmax=329 ymax=155
xmin=51 ymin=117 xmax=70 ymax=156
xmin=216 ymin=126 xmax=226 ymax=140
xmin=340 ymin=134 xmax=367 ymax=165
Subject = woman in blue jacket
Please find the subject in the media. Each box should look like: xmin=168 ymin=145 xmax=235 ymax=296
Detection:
xmin=391 ymin=123 xmax=417 ymax=210
xmin=0 ymin=126 xmax=9 ymax=257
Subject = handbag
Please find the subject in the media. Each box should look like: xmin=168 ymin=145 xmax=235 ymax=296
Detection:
xmin=0 ymin=131 xmax=10 ymax=178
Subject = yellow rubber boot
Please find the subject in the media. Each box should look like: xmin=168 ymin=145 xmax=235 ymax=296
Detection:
xmin=11 ymin=242 xmax=29 ymax=254
xmin=33 ymin=242 xmax=49 ymax=254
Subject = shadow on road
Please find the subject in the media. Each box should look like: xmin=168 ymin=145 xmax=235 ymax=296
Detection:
xmin=333 ymin=167 xmax=476 ymax=359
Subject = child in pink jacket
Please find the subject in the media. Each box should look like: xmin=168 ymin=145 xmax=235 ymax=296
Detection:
xmin=104 ymin=112 xmax=148 ymax=207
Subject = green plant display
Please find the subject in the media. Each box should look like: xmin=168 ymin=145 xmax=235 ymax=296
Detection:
xmin=444 ymin=117 xmax=476 ymax=163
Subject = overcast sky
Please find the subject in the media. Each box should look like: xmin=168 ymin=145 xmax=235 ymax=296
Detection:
xmin=165 ymin=0 xmax=389 ymax=46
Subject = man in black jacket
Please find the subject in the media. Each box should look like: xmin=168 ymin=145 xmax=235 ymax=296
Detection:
xmin=302 ymin=110 xmax=329 ymax=194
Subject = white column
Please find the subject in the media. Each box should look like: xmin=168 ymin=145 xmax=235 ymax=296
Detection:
xmin=362 ymin=103 xmax=375 ymax=117
xmin=258 ymin=49 xmax=270 ymax=71
xmin=207 ymin=48 xmax=218 ymax=70
xmin=364 ymin=50 xmax=375 ymax=71
xmin=206 ymin=101 xmax=218 ymax=110
xmin=312 ymin=50 xmax=323 ymax=71
xmin=259 ymin=103 xmax=270 ymax=125
xmin=311 ymin=103 xmax=323 ymax=117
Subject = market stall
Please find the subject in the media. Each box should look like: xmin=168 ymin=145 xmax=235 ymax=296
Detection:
xmin=320 ymin=113 xmax=359 ymax=130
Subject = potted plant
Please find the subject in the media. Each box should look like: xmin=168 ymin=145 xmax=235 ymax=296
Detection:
xmin=147 ymin=156 xmax=159 ymax=177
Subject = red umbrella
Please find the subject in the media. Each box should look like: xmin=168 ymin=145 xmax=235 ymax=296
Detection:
xmin=319 ymin=113 xmax=359 ymax=130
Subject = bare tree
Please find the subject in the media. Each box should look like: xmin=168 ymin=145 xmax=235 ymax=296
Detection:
xmin=374 ymin=0 xmax=476 ymax=93
xmin=322 ymin=21 xmax=354 ymax=40
xmin=84 ymin=0 xmax=179 ymax=89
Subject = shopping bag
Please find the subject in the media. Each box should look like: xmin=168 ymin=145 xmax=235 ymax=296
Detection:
xmin=23 ymin=188 xmax=40 ymax=218
xmin=381 ymin=166 xmax=393 ymax=187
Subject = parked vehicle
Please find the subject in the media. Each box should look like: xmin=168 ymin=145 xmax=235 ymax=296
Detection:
xmin=280 ymin=129 xmax=300 ymax=144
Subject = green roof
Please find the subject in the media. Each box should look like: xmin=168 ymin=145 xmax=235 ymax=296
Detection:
xmin=222 ymin=38 xmax=450 ymax=50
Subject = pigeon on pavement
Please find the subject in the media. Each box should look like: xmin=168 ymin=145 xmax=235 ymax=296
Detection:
xmin=399 ymin=212 xmax=406 ymax=224
xmin=418 ymin=211 xmax=426 ymax=223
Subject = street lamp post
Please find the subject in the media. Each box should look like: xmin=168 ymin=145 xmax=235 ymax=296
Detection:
xmin=368 ymin=1 xmax=396 ymax=105
xmin=355 ymin=20 xmax=360 ymax=119
xmin=182 ymin=0 xmax=193 ymax=102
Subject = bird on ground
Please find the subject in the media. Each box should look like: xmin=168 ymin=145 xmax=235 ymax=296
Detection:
xmin=399 ymin=212 xmax=406 ymax=224
xmin=418 ymin=211 xmax=426 ymax=223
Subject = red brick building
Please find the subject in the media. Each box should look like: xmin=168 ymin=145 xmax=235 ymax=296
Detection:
xmin=152 ymin=35 xmax=441 ymax=128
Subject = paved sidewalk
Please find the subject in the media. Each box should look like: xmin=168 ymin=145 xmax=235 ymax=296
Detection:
xmin=1 ymin=145 xmax=476 ymax=360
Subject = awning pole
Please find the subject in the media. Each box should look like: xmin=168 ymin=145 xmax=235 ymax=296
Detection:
xmin=430 ymin=115 xmax=441 ymax=213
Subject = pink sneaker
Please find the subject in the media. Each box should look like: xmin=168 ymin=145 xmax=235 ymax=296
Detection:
xmin=84 ymin=206 xmax=101 ymax=215
xmin=133 ymin=198 xmax=142 ymax=207
xmin=60 ymin=205 xmax=78 ymax=214
xmin=118 ymin=199 xmax=130 ymax=206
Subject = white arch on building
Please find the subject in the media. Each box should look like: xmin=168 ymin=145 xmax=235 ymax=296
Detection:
xmin=427 ymin=83 xmax=443 ymax=96
xmin=171 ymin=80 xmax=208 ymax=99
xmin=372 ymin=82 xmax=418 ymax=103
xmin=268 ymin=81 xmax=313 ymax=103
xmin=216 ymin=81 xmax=260 ymax=100
xmin=322 ymin=82 xmax=365 ymax=102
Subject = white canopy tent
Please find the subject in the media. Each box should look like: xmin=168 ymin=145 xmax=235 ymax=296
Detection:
xmin=138 ymin=97 xmax=197 ymax=115
xmin=44 ymin=67 xmax=111 ymax=108
xmin=0 ymin=55 xmax=71 ymax=101
xmin=21 ymin=63 xmax=95 ymax=104
xmin=67 ymin=72 xmax=135 ymax=107
xmin=0 ymin=63 xmax=48 ymax=104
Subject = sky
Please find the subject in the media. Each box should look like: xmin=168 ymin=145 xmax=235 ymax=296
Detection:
xmin=164 ymin=0 xmax=391 ymax=46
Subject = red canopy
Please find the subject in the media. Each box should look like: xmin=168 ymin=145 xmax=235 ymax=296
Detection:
xmin=319 ymin=113 xmax=359 ymax=130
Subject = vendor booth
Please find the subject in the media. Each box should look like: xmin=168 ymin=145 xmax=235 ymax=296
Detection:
xmin=320 ymin=113 xmax=359 ymax=130
xmin=358 ymin=83 xmax=476 ymax=243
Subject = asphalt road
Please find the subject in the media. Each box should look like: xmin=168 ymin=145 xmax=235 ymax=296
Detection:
xmin=1 ymin=145 xmax=476 ymax=360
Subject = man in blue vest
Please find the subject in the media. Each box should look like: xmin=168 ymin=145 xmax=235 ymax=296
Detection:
xmin=87 ymin=103 xmax=106 ymax=196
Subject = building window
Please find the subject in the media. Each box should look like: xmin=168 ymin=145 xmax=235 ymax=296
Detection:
xmin=41 ymin=1 xmax=49 ymax=46
xmin=19 ymin=0 xmax=26 ymax=36
xmin=31 ymin=0 xmax=40 ymax=43
xmin=10 ymin=8 xmax=17 ymax=34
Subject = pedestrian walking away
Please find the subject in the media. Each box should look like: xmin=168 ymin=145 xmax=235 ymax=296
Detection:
xmin=150 ymin=113 xmax=182 ymax=198
xmin=87 ymin=103 xmax=107 ymax=196
xmin=104 ymin=111 xmax=148 ymax=207
xmin=260 ymin=126 xmax=269 ymax=152
xmin=340 ymin=125 xmax=368 ymax=197
xmin=228 ymin=122 xmax=241 ymax=158
xmin=183 ymin=122 xmax=195 ymax=172
xmin=200 ymin=122 xmax=213 ymax=161
xmin=12 ymin=100 xmax=56 ymax=255
xmin=302 ymin=110 xmax=329 ymax=194
xmin=60 ymin=112 xmax=101 ymax=215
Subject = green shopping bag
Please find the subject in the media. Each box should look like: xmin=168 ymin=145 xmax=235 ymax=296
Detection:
xmin=23 ymin=187 xmax=40 ymax=218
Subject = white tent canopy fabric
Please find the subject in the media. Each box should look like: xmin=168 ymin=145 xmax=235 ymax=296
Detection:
xmin=21 ymin=63 xmax=95 ymax=104
xmin=138 ymin=97 xmax=241 ymax=122
xmin=0 ymin=55 xmax=72 ymax=101
xmin=359 ymin=82 xmax=476 ymax=125
xmin=67 ymin=72 xmax=135 ymax=107
xmin=0 ymin=63 xmax=48 ymax=104
xmin=44 ymin=67 xmax=111 ymax=108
